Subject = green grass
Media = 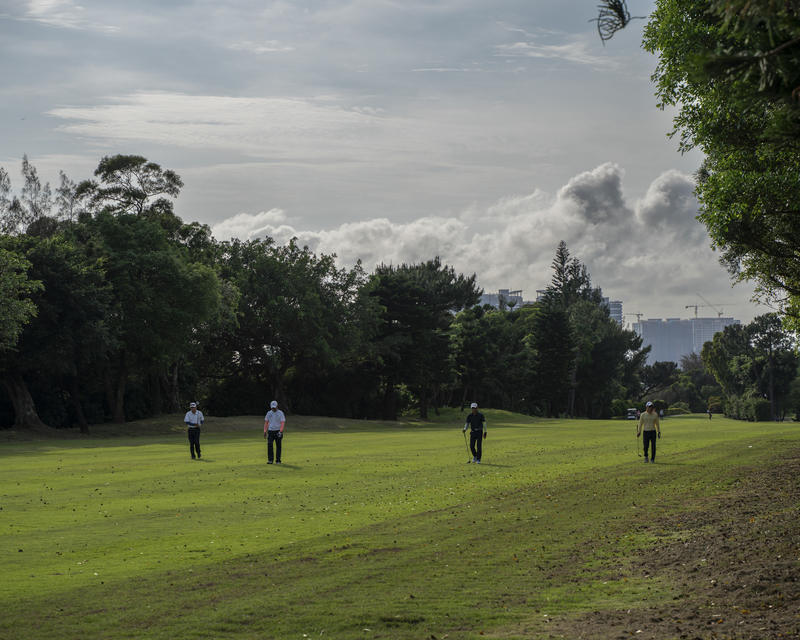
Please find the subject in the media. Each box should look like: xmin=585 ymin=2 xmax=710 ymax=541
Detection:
xmin=0 ymin=410 xmax=797 ymax=639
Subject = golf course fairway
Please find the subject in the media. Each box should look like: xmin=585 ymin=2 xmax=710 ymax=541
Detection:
xmin=1 ymin=409 xmax=798 ymax=639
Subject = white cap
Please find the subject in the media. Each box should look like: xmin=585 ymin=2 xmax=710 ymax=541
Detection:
xmin=190 ymin=402 xmax=197 ymax=408
xmin=646 ymin=402 xmax=653 ymax=407
xmin=270 ymin=401 xmax=278 ymax=408
xmin=470 ymin=403 xmax=478 ymax=408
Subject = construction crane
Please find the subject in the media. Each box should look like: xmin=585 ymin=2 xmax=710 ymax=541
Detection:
xmin=626 ymin=312 xmax=644 ymax=333
xmin=685 ymin=294 xmax=738 ymax=318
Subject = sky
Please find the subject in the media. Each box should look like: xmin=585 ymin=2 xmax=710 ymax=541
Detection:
xmin=0 ymin=0 xmax=766 ymax=323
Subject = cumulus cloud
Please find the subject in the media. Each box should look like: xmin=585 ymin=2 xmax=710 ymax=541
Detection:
xmin=211 ymin=208 xmax=291 ymax=242
xmin=211 ymin=163 xmax=755 ymax=321
xmin=635 ymin=169 xmax=702 ymax=241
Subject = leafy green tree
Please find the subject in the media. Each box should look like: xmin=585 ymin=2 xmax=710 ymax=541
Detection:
xmin=643 ymin=0 xmax=800 ymax=318
xmin=638 ymin=361 xmax=678 ymax=400
xmin=702 ymin=314 xmax=798 ymax=418
xmin=702 ymin=323 xmax=751 ymax=397
xmin=748 ymin=313 xmax=797 ymax=418
xmin=566 ymin=300 xmax=612 ymax=416
xmin=453 ymin=306 xmax=530 ymax=413
xmin=77 ymin=155 xmax=183 ymax=217
xmin=0 ymin=242 xmax=40 ymax=353
xmin=86 ymin=212 xmax=220 ymax=423
xmin=537 ymin=243 xmax=646 ymax=418
xmin=1 ymin=235 xmax=114 ymax=431
xmin=374 ymin=258 xmax=480 ymax=419
xmin=527 ymin=306 xmax=574 ymax=418
xmin=215 ymin=237 xmax=375 ymax=414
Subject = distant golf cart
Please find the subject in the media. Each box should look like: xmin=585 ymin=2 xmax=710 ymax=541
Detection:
xmin=627 ymin=408 xmax=638 ymax=420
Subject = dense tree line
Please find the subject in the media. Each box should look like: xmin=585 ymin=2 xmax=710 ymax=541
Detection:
xmin=1 ymin=156 xmax=659 ymax=430
xmin=629 ymin=315 xmax=800 ymax=422
xmin=702 ymin=314 xmax=799 ymax=421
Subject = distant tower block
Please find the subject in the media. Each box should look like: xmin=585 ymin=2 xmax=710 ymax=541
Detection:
xmin=480 ymin=288 xmax=527 ymax=309
xmin=609 ymin=300 xmax=623 ymax=325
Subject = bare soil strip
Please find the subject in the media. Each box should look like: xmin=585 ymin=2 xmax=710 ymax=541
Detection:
xmin=548 ymin=451 xmax=800 ymax=640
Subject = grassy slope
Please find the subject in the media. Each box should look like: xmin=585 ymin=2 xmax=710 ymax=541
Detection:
xmin=0 ymin=410 xmax=797 ymax=639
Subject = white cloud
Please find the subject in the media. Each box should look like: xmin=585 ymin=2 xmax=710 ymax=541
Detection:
xmin=210 ymin=163 xmax=759 ymax=321
xmin=211 ymin=208 xmax=291 ymax=242
xmin=493 ymin=39 xmax=620 ymax=69
xmin=228 ymin=40 xmax=294 ymax=54
xmin=48 ymin=91 xmax=401 ymax=160
xmin=2 ymin=0 xmax=119 ymax=32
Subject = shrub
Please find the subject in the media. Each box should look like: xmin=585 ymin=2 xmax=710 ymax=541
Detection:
xmin=611 ymin=399 xmax=630 ymax=417
xmin=652 ymin=399 xmax=669 ymax=413
xmin=752 ymin=398 xmax=772 ymax=422
xmin=707 ymin=396 xmax=724 ymax=414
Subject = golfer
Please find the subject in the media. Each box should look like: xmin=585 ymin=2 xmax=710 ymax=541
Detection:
xmin=184 ymin=402 xmax=204 ymax=459
xmin=263 ymin=400 xmax=286 ymax=464
xmin=462 ymin=403 xmax=487 ymax=463
xmin=637 ymin=401 xmax=661 ymax=463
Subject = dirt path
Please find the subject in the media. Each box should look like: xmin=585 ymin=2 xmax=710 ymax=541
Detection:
xmin=549 ymin=451 xmax=800 ymax=639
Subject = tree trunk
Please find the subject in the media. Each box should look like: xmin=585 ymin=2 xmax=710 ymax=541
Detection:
xmin=3 ymin=373 xmax=50 ymax=430
xmin=68 ymin=374 xmax=90 ymax=434
xmin=568 ymin=345 xmax=581 ymax=419
xmin=274 ymin=373 xmax=291 ymax=414
xmin=103 ymin=353 xmax=127 ymax=424
xmin=432 ymin=384 xmax=440 ymax=416
xmin=158 ymin=365 xmax=180 ymax=414
xmin=148 ymin=370 xmax=162 ymax=416
xmin=768 ymin=351 xmax=775 ymax=420
xmin=419 ymin=384 xmax=428 ymax=420
xmin=382 ymin=376 xmax=397 ymax=420
xmin=460 ymin=386 xmax=469 ymax=411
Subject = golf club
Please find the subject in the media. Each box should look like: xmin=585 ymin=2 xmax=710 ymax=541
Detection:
xmin=463 ymin=430 xmax=472 ymax=463
xmin=637 ymin=432 xmax=642 ymax=457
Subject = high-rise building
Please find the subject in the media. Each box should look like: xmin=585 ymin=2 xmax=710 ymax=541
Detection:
xmin=480 ymin=288 xmax=526 ymax=309
xmin=604 ymin=298 xmax=623 ymax=326
xmin=633 ymin=316 xmax=741 ymax=364
xmin=691 ymin=317 xmax=740 ymax=353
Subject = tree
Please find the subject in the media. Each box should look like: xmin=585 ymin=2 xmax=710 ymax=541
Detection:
xmin=0 ymin=242 xmax=40 ymax=353
xmin=702 ymin=323 xmax=751 ymax=397
xmin=0 ymin=235 xmax=114 ymax=431
xmin=77 ymin=154 xmax=183 ymax=218
xmin=86 ymin=212 xmax=220 ymax=422
xmin=638 ymin=361 xmax=678 ymax=400
xmin=702 ymin=314 xmax=798 ymax=418
xmin=453 ymin=306 xmax=530 ymax=413
xmin=0 ymin=156 xmax=54 ymax=235
xmin=643 ymin=0 xmax=800 ymax=318
xmin=372 ymin=258 xmax=481 ymax=419
xmin=216 ymin=237 xmax=375 ymax=414
xmin=543 ymin=241 xmax=603 ymax=311
xmin=748 ymin=313 xmax=796 ymax=419
xmin=527 ymin=306 xmax=574 ymax=418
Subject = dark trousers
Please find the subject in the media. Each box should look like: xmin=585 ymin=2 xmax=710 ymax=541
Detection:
xmin=267 ymin=430 xmax=282 ymax=462
xmin=469 ymin=431 xmax=483 ymax=460
xmin=643 ymin=430 xmax=656 ymax=460
xmin=188 ymin=427 xmax=201 ymax=458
